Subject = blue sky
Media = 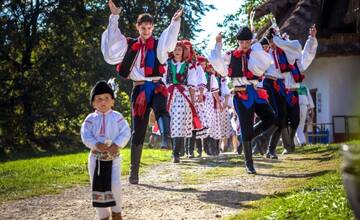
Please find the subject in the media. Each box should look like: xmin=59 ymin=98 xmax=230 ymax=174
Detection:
xmin=194 ymin=0 xmax=244 ymax=50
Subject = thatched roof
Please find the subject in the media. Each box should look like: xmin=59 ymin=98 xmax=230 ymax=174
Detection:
xmin=254 ymin=0 xmax=360 ymax=57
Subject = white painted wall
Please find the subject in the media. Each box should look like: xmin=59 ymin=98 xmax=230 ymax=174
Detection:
xmin=303 ymin=55 xmax=360 ymax=141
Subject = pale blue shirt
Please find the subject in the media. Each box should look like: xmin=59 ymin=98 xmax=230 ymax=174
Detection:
xmin=80 ymin=109 xmax=131 ymax=150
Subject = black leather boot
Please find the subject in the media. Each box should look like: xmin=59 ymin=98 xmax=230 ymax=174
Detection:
xmin=196 ymin=138 xmax=203 ymax=157
xmin=172 ymin=137 xmax=182 ymax=163
xmin=243 ymin=141 xmax=256 ymax=174
xmin=289 ymin=127 xmax=297 ymax=152
xmin=129 ymin=144 xmax=143 ymax=184
xmin=281 ymin=127 xmax=293 ymax=154
xmin=189 ymin=135 xmax=196 ymax=157
xmin=266 ymin=129 xmax=281 ymax=159
xmin=251 ymin=124 xmax=278 ymax=155
xmin=185 ymin=138 xmax=194 ymax=158
xmin=237 ymin=135 xmax=243 ymax=155
xmin=158 ymin=116 xmax=171 ymax=149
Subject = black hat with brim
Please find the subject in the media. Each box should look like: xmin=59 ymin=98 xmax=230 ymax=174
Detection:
xmin=236 ymin=26 xmax=253 ymax=41
xmin=90 ymin=80 xmax=115 ymax=106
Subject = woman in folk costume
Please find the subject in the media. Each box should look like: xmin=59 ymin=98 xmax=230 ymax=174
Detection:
xmin=219 ymin=77 xmax=234 ymax=151
xmin=183 ymin=42 xmax=209 ymax=158
xmin=166 ymin=40 xmax=202 ymax=163
xmin=208 ymin=26 xmax=276 ymax=174
xmin=203 ymin=63 xmax=223 ymax=155
xmin=101 ymin=0 xmax=183 ymax=184
xmin=267 ymin=23 xmax=318 ymax=154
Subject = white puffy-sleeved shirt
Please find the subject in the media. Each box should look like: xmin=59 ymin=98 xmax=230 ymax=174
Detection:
xmin=273 ymin=36 xmax=318 ymax=89
xmin=209 ymin=74 xmax=219 ymax=92
xmin=81 ymin=110 xmax=131 ymax=150
xmin=101 ymin=15 xmax=181 ymax=82
xmin=195 ymin=64 xmax=208 ymax=89
xmin=220 ymin=77 xmax=231 ymax=96
xmin=208 ymin=42 xmax=271 ymax=87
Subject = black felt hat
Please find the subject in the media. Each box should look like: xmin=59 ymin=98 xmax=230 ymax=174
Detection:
xmin=90 ymin=80 xmax=115 ymax=105
xmin=260 ymin=37 xmax=269 ymax=45
xmin=236 ymin=26 xmax=253 ymax=41
xmin=266 ymin=27 xmax=276 ymax=40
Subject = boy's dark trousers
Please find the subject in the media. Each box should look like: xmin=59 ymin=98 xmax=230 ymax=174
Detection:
xmin=261 ymin=78 xmax=289 ymax=155
xmin=284 ymin=91 xmax=300 ymax=152
xmin=129 ymin=83 xmax=170 ymax=184
xmin=234 ymin=93 xmax=275 ymax=173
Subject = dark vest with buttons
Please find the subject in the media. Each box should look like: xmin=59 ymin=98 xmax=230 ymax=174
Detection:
xmin=115 ymin=38 xmax=165 ymax=78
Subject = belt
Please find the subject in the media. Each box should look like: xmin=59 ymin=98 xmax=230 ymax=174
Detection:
xmin=234 ymin=86 xmax=247 ymax=92
xmin=265 ymin=75 xmax=279 ymax=81
xmin=133 ymin=80 xmax=160 ymax=86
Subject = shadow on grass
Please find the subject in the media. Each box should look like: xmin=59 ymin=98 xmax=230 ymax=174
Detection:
xmin=179 ymin=154 xmax=278 ymax=170
xmin=287 ymin=155 xmax=335 ymax=162
xmin=256 ymin=170 xmax=333 ymax=179
xmin=138 ymin=183 xmax=261 ymax=209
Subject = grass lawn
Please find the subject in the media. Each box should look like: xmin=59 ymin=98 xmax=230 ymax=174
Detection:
xmin=0 ymin=147 xmax=172 ymax=204
xmin=225 ymin=142 xmax=357 ymax=220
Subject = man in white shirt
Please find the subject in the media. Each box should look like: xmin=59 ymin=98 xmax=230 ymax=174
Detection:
xmin=101 ymin=0 xmax=183 ymax=184
xmin=208 ymin=27 xmax=276 ymax=174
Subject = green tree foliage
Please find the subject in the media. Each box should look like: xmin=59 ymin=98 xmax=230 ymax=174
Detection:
xmin=217 ymin=0 xmax=270 ymax=48
xmin=0 ymin=0 xmax=212 ymax=158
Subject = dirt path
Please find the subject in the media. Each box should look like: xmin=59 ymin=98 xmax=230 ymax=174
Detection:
xmin=0 ymin=151 xmax=336 ymax=220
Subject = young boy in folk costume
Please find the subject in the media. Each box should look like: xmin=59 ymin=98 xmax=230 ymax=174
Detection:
xmin=266 ymin=24 xmax=318 ymax=154
xmin=81 ymin=81 xmax=131 ymax=220
xmin=101 ymin=0 xmax=182 ymax=184
xmin=209 ymin=27 xmax=276 ymax=174
xmin=165 ymin=40 xmax=201 ymax=163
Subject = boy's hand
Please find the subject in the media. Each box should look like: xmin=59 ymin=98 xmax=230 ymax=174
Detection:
xmin=216 ymin=32 xmax=222 ymax=43
xmin=172 ymin=8 xmax=183 ymax=22
xmin=95 ymin=143 xmax=108 ymax=152
xmin=109 ymin=0 xmax=121 ymax=15
xmin=108 ymin=144 xmax=119 ymax=156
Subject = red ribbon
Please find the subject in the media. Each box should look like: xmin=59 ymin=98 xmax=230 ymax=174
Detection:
xmin=273 ymin=80 xmax=280 ymax=92
xmin=133 ymin=91 xmax=147 ymax=119
xmin=167 ymin=85 xmax=202 ymax=129
xmin=130 ymin=37 xmax=155 ymax=68
xmin=236 ymin=91 xmax=248 ymax=100
xmin=154 ymin=84 xmax=168 ymax=97
xmin=257 ymin=88 xmax=269 ymax=100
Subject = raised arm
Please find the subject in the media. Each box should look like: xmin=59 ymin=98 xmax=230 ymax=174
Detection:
xmin=157 ymin=8 xmax=183 ymax=64
xmin=273 ymin=36 xmax=302 ymax=65
xmin=300 ymin=24 xmax=318 ymax=71
xmin=208 ymin=33 xmax=231 ymax=77
xmin=101 ymin=0 xmax=128 ymax=65
xmin=248 ymin=42 xmax=272 ymax=76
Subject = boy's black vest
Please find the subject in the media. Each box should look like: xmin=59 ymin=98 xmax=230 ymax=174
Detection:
xmin=115 ymin=37 xmax=165 ymax=78
xmin=227 ymin=49 xmax=261 ymax=81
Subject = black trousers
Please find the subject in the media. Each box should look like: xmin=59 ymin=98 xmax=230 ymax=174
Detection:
xmin=130 ymin=84 xmax=170 ymax=146
xmin=286 ymin=91 xmax=300 ymax=129
xmin=262 ymin=78 xmax=288 ymax=129
xmin=234 ymin=95 xmax=275 ymax=142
